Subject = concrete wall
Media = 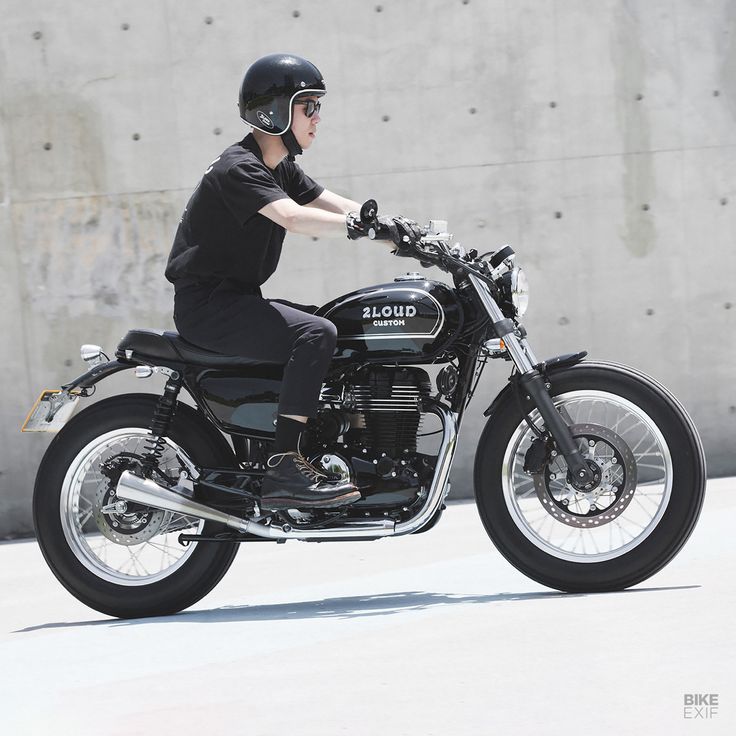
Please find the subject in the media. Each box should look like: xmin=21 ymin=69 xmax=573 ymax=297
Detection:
xmin=1 ymin=0 xmax=735 ymax=538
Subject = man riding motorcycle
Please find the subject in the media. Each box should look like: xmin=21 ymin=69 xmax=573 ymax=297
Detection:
xmin=164 ymin=53 xmax=421 ymax=511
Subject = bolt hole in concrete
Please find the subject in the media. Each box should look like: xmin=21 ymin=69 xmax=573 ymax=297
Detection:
xmin=213 ymin=127 xmax=222 ymax=136
xmin=375 ymin=4 xmax=383 ymax=11
xmin=558 ymin=316 xmax=569 ymax=326
xmin=121 ymin=23 xmax=129 ymax=30
xmin=43 ymin=142 xmax=52 ymax=151
xmin=646 ymin=308 xmax=655 ymax=316
xmin=204 ymin=16 xmax=213 ymax=24
xmin=382 ymin=114 xmax=390 ymax=122
xmin=292 ymin=10 xmax=300 ymax=18
xmin=32 ymin=30 xmax=42 ymax=39
xmin=132 ymin=133 xmax=140 ymax=141
xmin=713 ymin=90 xmax=720 ymax=96
xmin=725 ymin=302 xmax=733 ymax=310
xmin=549 ymin=101 xmax=557 ymax=108
xmin=641 ymin=203 xmax=650 ymax=211
xmin=469 ymin=107 xmax=477 ymax=114
xmin=635 ymin=93 xmax=644 ymax=101
xmin=554 ymin=211 xmax=562 ymax=218
xmin=720 ymin=197 xmax=728 ymax=205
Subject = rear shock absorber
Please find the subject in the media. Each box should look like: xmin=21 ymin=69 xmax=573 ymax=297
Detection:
xmin=141 ymin=371 xmax=182 ymax=476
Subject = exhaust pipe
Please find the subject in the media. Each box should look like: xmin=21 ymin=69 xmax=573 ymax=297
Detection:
xmin=116 ymin=471 xmax=253 ymax=534
xmin=115 ymin=471 xmax=394 ymax=540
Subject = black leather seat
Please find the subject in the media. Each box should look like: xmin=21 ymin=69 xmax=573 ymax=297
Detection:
xmin=116 ymin=329 xmax=274 ymax=367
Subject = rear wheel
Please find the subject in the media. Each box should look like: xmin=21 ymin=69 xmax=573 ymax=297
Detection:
xmin=33 ymin=394 xmax=240 ymax=618
xmin=474 ymin=363 xmax=706 ymax=592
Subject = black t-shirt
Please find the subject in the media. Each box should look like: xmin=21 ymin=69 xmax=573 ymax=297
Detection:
xmin=165 ymin=134 xmax=323 ymax=289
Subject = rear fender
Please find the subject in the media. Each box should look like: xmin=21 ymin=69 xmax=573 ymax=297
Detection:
xmin=61 ymin=359 xmax=133 ymax=393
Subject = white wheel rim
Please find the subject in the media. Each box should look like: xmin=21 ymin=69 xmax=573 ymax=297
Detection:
xmin=60 ymin=428 xmax=204 ymax=586
xmin=501 ymin=391 xmax=673 ymax=562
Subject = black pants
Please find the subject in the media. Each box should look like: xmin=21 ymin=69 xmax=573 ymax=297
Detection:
xmin=173 ymin=280 xmax=337 ymax=418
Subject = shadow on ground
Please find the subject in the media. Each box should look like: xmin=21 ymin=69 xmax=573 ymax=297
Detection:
xmin=15 ymin=585 xmax=699 ymax=633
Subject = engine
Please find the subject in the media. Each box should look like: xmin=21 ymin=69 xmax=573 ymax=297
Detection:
xmin=345 ymin=365 xmax=432 ymax=455
xmin=306 ymin=366 xmax=435 ymax=514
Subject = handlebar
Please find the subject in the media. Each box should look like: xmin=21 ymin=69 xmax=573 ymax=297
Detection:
xmin=394 ymin=234 xmax=495 ymax=284
xmin=355 ymin=199 xmax=513 ymax=284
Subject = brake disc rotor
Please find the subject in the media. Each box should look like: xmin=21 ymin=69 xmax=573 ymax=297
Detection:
xmin=94 ymin=456 xmax=167 ymax=545
xmin=94 ymin=484 xmax=166 ymax=545
xmin=533 ymin=423 xmax=638 ymax=529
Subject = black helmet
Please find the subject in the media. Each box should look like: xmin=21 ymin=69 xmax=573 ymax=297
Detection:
xmin=239 ymin=53 xmax=326 ymax=157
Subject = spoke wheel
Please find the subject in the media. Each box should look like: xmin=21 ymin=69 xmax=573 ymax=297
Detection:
xmin=503 ymin=392 xmax=672 ymax=562
xmin=60 ymin=428 xmax=203 ymax=586
xmin=474 ymin=363 xmax=705 ymax=592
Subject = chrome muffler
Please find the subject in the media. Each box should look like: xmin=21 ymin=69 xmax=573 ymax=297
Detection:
xmin=116 ymin=471 xmax=253 ymax=534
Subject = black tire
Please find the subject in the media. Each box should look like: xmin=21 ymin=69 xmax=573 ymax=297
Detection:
xmin=474 ymin=362 xmax=706 ymax=592
xmin=33 ymin=393 xmax=240 ymax=618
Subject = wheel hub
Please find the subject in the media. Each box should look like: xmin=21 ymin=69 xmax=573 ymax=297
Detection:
xmin=533 ymin=423 xmax=638 ymax=528
xmin=96 ymin=455 xmax=166 ymax=545
xmin=567 ymin=458 xmax=603 ymax=492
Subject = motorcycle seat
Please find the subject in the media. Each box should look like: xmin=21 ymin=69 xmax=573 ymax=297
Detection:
xmin=116 ymin=328 xmax=276 ymax=367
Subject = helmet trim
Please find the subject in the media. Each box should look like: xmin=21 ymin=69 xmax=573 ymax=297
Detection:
xmin=244 ymin=88 xmax=325 ymax=136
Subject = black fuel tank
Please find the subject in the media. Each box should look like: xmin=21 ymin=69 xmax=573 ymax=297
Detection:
xmin=317 ymin=277 xmax=463 ymax=363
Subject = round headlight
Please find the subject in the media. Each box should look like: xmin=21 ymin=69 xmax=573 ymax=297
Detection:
xmin=511 ymin=267 xmax=529 ymax=317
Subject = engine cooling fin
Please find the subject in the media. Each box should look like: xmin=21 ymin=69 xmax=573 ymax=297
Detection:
xmin=346 ymin=365 xmax=431 ymax=455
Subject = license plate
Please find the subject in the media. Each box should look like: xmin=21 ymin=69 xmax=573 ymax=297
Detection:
xmin=21 ymin=390 xmax=80 ymax=432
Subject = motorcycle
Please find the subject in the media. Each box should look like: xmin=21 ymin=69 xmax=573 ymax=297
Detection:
xmin=24 ymin=202 xmax=706 ymax=618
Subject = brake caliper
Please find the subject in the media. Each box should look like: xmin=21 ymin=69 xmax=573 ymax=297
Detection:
xmin=523 ymin=435 xmax=554 ymax=475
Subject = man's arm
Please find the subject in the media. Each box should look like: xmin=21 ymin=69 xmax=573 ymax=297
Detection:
xmin=304 ymin=189 xmax=361 ymax=215
xmin=260 ymin=197 xmax=393 ymax=252
xmin=259 ymin=198 xmax=350 ymax=238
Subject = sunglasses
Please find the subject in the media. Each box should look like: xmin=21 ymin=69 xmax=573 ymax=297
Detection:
xmin=294 ymin=99 xmax=322 ymax=118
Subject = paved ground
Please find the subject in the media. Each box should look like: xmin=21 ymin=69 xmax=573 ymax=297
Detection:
xmin=1 ymin=478 xmax=734 ymax=735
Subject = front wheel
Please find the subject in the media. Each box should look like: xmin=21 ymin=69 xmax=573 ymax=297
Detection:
xmin=474 ymin=362 xmax=706 ymax=592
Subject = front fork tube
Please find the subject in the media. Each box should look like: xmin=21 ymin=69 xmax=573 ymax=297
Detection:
xmin=517 ymin=369 xmax=595 ymax=486
xmin=465 ymin=274 xmax=594 ymax=486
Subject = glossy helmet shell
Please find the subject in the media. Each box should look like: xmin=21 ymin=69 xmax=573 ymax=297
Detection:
xmin=238 ymin=53 xmax=326 ymax=136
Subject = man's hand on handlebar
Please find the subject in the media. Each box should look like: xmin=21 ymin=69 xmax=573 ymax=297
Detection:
xmin=345 ymin=200 xmax=424 ymax=254
xmin=374 ymin=216 xmax=424 ymax=254
xmin=346 ymin=211 xmax=369 ymax=240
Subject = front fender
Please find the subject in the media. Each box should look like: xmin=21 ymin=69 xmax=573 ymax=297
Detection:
xmin=482 ymin=351 xmax=587 ymax=418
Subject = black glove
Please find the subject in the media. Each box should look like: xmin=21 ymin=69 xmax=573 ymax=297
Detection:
xmin=346 ymin=211 xmax=368 ymax=240
xmin=346 ymin=199 xmax=380 ymax=240
xmin=346 ymin=199 xmax=423 ymax=252
xmin=372 ymin=216 xmax=424 ymax=252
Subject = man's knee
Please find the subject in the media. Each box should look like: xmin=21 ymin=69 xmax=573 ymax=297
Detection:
xmin=315 ymin=318 xmax=338 ymax=351
xmin=295 ymin=316 xmax=337 ymax=353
